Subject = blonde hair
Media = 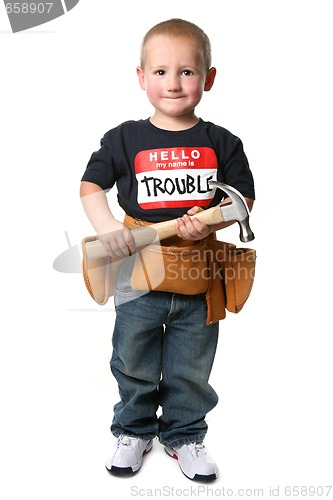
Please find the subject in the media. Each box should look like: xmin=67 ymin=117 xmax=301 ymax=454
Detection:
xmin=140 ymin=18 xmax=212 ymax=71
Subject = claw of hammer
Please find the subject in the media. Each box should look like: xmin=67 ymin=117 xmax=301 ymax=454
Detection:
xmin=208 ymin=180 xmax=255 ymax=242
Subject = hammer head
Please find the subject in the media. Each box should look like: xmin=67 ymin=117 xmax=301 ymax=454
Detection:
xmin=209 ymin=180 xmax=255 ymax=242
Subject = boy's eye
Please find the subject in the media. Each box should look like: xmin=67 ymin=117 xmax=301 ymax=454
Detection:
xmin=182 ymin=70 xmax=193 ymax=76
xmin=155 ymin=70 xmax=165 ymax=76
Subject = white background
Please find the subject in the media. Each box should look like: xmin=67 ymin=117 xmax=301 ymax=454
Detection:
xmin=1 ymin=1 xmax=332 ymax=498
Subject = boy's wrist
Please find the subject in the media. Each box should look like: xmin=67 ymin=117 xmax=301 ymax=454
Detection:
xmin=96 ymin=218 xmax=121 ymax=236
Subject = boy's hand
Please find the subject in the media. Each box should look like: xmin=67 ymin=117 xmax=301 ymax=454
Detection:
xmin=80 ymin=182 xmax=136 ymax=257
xmin=98 ymin=220 xmax=135 ymax=258
xmin=175 ymin=206 xmax=211 ymax=241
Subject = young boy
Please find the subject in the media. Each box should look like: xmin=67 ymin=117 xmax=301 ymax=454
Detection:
xmin=80 ymin=18 xmax=255 ymax=482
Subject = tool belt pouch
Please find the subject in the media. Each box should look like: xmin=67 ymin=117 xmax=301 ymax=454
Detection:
xmin=82 ymin=235 xmax=114 ymax=305
xmin=209 ymin=240 xmax=256 ymax=314
xmin=81 ymin=216 xmax=256 ymax=314
xmin=123 ymin=214 xmax=209 ymax=294
xmin=130 ymin=240 xmax=209 ymax=295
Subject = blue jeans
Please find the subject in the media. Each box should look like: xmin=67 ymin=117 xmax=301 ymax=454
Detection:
xmin=110 ymin=262 xmax=219 ymax=448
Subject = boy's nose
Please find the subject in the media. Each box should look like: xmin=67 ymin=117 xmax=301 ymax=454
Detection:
xmin=166 ymin=75 xmax=182 ymax=92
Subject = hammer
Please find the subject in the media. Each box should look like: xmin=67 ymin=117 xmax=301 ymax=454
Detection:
xmin=85 ymin=181 xmax=254 ymax=259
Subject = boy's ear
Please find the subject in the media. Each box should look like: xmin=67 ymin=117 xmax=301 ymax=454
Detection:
xmin=137 ymin=67 xmax=146 ymax=90
xmin=204 ymin=67 xmax=217 ymax=91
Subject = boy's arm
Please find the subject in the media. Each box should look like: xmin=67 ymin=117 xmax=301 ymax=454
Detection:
xmin=80 ymin=181 xmax=135 ymax=257
xmin=176 ymin=198 xmax=254 ymax=240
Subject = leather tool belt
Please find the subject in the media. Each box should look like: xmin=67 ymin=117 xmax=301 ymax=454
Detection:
xmin=82 ymin=215 xmax=256 ymax=324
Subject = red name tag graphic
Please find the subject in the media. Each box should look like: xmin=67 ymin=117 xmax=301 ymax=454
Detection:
xmin=134 ymin=147 xmax=218 ymax=209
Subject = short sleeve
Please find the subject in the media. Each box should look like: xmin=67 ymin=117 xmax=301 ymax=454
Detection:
xmin=221 ymin=135 xmax=255 ymax=200
xmin=81 ymin=136 xmax=117 ymax=190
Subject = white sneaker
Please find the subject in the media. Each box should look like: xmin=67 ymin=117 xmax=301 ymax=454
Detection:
xmin=105 ymin=435 xmax=153 ymax=475
xmin=165 ymin=442 xmax=218 ymax=482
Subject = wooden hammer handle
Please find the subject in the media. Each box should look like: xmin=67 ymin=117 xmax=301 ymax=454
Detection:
xmin=84 ymin=204 xmax=224 ymax=259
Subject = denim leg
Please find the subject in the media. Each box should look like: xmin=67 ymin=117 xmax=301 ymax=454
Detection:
xmin=110 ymin=266 xmax=164 ymax=439
xmin=110 ymin=264 xmax=219 ymax=444
xmin=158 ymin=293 xmax=219 ymax=447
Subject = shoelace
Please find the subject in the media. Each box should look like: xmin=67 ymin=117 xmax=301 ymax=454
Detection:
xmin=188 ymin=442 xmax=206 ymax=457
xmin=117 ymin=435 xmax=133 ymax=448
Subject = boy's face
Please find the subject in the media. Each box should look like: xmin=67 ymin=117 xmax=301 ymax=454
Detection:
xmin=137 ymin=34 xmax=215 ymax=123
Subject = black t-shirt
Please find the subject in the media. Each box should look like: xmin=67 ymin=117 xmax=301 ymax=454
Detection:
xmin=81 ymin=118 xmax=255 ymax=223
